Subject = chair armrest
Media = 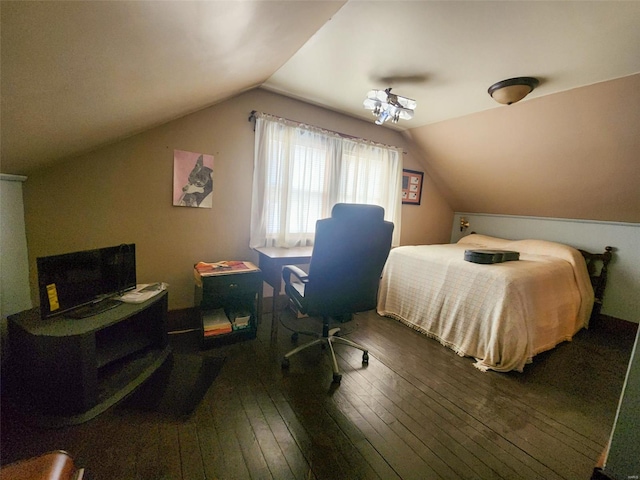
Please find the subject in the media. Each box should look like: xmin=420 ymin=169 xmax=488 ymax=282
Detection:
xmin=282 ymin=265 xmax=309 ymax=285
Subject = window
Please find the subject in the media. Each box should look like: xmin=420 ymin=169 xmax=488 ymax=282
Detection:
xmin=250 ymin=113 xmax=402 ymax=248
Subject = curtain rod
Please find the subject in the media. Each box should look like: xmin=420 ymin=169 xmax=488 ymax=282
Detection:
xmin=248 ymin=110 xmax=406 ymax=154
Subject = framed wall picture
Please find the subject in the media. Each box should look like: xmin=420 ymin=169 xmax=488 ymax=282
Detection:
xmin=173 ymin=149 xmax=214 ymax=208
xmin=402 ymin=169 xmax=424 ymax=205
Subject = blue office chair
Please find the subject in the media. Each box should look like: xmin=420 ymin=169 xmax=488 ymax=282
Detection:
xmin=281 ymin=203 xmax=394 ymax=383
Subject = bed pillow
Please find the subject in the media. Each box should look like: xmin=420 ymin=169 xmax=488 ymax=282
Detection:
xmin=505 ymin=239 xmax=595 ymax=327
xmin=457 ymin=234 xmax=512 ymax=249
xmin=503 ymin=239 xmax=577 ymax=262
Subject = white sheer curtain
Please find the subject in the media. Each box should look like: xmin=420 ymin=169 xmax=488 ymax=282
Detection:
xmin=250 ymin=113 xmax=402 ymax=248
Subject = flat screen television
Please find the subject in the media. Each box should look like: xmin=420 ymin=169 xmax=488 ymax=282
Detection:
xmin=37 ymin=244 xmax=137 ymax=319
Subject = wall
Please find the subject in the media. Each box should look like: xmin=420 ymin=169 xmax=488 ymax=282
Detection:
xmin=407 ymin=74 xmax=640 ymax=224
xmin=22 ymin=88 xmax=453 ymax=312
xmin=1 ymin=174 xmax=32 ymax=357
xmin=450 ymin=213 xmax=640 ymax=322
xmin=603 ymin=327 xmax=640 ymax=479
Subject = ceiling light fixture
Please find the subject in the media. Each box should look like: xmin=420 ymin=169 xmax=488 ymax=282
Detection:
xmin=488 ymin=77 xmax=539 ymax=105
xmin=363 ymin=88 xmax=416 ymax=125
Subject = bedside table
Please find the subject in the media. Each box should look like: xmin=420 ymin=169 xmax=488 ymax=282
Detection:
xmin=194 ymin=265 xmax=262 ymax=348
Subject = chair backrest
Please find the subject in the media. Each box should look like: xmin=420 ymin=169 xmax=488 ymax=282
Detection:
xmin=303 ymin=203 xmax=394 ymax=316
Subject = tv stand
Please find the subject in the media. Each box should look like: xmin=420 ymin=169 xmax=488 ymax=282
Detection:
xmin=7 ymin=291 xmax=170 ymax=427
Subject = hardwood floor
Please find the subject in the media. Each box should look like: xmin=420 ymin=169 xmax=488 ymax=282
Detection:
xmin=1 ymin=310 xmax=635 ymax=479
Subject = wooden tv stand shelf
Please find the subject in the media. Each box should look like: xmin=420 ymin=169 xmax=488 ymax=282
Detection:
xmin=7 ymin=291 xmax=170 ymax=427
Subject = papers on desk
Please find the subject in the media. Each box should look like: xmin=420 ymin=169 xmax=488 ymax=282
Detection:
xmin=194 ymin=260 xmax=259 ymax=276
xmin=115 ymin=282 xmax=168 ymax=304
xmin=195 ymin=260 xmax=259 ymax=275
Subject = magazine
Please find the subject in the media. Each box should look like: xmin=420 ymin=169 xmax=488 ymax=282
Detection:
xmin=194 ymin=260 xmax=260 ymax=276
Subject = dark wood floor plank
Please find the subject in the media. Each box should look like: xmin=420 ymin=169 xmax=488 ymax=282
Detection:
xmin=177 ymin=419 xmax=206 ymax=480
xmin=261 ymin=385 xmax=318 ymax=466
xmin=194 ymin=389 xmax=226 ymax=480
xmin=275 ymin=345 xmax=388 ymax=480
xmin=348 ymin=320 xmax=628 ymax=475
xmin=341 ymin=350 xmax=522 ymax=480
xmin=213 ymin=379 xmax=272 ymax=479
xmin=335 ymin=334 xmax=555 ymax=480
xmin=239 ymin=341 xmax=317 ymax=479
xmin=401 ymin=362 xmax=595 ymax=479
xmin=360 ymin=358 xmax=564 ymax=478
xmin=96 ymin=411 xmax=143 ymax=479
xmin=319 ymin=385 xmax=399 ymax=480
xmin=282 ymin=375 xmax=358 ymax=479
xmin=330 ymin=383 xmax=436 ymax=480
xmin=156 ymin=421 xmax=183 ymax=480
xmin=237 ymin=383 xmax=297 ymax=480
xmin=326 ymin=386 xmax=402 ymax=480
xmin=271 ymin=339 xmax=388 ymax=480
xmin=206 ymin=381 xmax=255 ymax=479
xmin=344 ymin=315 xmax=616 ymax=479
xmin=253 ymin=382 xmax=315 ymax=480
xmin=356 ymin=312 xmax=623 ymax=455
xmin=340 ymin=328 xmax=552 ymax=478
xmin=1 ymin=311 xmax=632 ymax=480
xmin=337 ymin=347 xmax=516 ymax=480
xmin=337 ymin=376 xmax=457 ymax=480
xmin=133 ymin=414 xmax=162 ymax=479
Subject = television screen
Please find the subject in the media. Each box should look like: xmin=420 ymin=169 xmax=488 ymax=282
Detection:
xmin=37 ymin=244 xmax=136 ymax=319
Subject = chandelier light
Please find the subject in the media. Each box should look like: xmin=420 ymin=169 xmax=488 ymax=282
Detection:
xmin=363 ymin=88 xmax=416 ymax=125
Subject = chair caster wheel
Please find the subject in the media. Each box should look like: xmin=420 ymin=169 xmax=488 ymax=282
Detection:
xmin=362 ymin=351 xmax=369 ymax=364
xmin=291 ymin=332 xmax=298 ymax=342
xmin=332 ymin=373 xmax=342 ymax=383
xmin=281 ymin=358 xmax=290 ymax=369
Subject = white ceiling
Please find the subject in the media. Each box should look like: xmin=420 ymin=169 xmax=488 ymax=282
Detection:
xmin=2 ymin=1 xmax=640 ymax=174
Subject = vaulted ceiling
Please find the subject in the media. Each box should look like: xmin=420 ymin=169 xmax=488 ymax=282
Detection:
xmin=2 ymin=1 xmax=640 ymax=188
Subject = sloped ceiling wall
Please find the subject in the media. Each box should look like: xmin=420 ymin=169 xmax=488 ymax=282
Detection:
xmin=406 ymin=74 xmax=640 ymax=223
xmin=0 ymin=1 xmax=345 ymax=173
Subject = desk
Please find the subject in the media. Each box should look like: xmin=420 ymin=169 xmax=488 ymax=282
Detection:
xmin=254 ymin=246 xmax=313 ymax=340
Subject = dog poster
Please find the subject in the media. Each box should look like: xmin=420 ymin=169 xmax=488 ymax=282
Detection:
xmin=173 ymin=149 xmax=214 ymax=208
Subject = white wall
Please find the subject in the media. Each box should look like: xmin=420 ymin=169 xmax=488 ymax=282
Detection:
xmin=1 ymin=174 xmax=32 ymax=357
xmin=450 ymin=213 xmax=640 ymax=323
xmin=604 ymin=327 xmax=640 ymax=479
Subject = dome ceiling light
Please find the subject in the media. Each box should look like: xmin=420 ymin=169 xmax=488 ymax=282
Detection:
xmin=488 ymin=77 xmax=539 ymax=105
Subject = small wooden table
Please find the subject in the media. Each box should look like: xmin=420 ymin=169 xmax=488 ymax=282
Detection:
xmin=194 ymin=265 xmax=262 ymax=348
xmin=253 ymin=246 xmax=313 ymax=340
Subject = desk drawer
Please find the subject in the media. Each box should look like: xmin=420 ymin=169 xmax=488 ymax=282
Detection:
xmin=201 ymin=271 xmax=261 ymax=297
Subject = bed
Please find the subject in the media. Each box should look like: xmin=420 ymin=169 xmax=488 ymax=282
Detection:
xmin=376 ymin=234 xmax=599 ymax=372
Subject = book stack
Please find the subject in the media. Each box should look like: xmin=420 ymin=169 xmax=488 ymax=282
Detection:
xmin=233 ymin=313 xmax=251 ymax=331
xmin=202 ymin=309 xmax=232 ymax=337
xmin=227 ymin=308 xmax=251 ymax=331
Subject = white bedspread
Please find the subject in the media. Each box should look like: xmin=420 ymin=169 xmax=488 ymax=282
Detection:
xmin=376 ymin=235 xmax=594 ymax=372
